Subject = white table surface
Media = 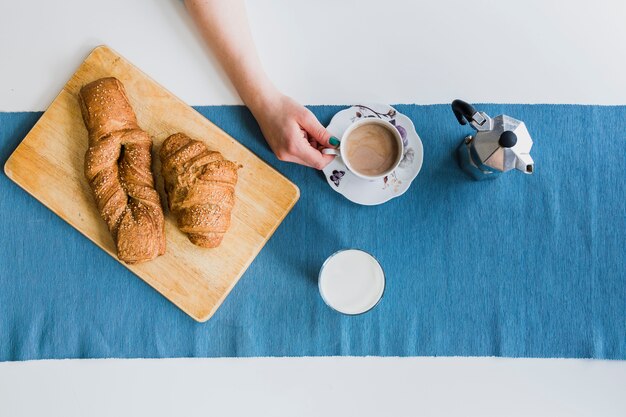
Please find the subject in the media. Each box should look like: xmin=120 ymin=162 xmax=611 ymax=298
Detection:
xmin=1 ymin=1 xmax=624 ymax=416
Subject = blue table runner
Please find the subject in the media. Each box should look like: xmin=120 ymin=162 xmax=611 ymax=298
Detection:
xmin=0 ymin=104 xmax=624 ymax=361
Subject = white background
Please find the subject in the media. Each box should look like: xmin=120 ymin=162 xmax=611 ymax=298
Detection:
xmin=1 ymin=1 xmax=625 ymax=416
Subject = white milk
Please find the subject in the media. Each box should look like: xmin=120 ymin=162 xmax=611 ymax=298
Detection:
xmin=318 ymin=249 xmax=385 ymax=315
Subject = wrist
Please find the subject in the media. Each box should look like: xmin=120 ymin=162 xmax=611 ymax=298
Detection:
xmin=240 ymin=79 xmax=281 ymax=116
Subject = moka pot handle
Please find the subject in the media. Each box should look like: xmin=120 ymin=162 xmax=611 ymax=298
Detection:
xmin=451 ymin=99 xmax=479 ymax=126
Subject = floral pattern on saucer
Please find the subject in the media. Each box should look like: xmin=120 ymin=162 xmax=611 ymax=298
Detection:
xmin=323 ymin=104 xmax=423 ymax=206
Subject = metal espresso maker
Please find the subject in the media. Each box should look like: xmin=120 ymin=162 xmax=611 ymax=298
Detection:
xmin=451 ymin=99 xmax=534 ymax=180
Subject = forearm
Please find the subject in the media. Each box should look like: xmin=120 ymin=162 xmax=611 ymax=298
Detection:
xmin=184 ymin=0 xmax=278 ymax=112
xmin=185 ymin=0 xmax=332 ymax=169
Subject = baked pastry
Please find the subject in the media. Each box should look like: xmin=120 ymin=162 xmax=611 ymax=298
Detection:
xmin=79 ymin=77 xmax=166 ymax=263
xmin=160 ymin=133 xmax=239 ymax=248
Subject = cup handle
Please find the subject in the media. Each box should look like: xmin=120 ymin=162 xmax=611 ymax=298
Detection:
xmin=322 ymin=148 xmax=340 ymax=156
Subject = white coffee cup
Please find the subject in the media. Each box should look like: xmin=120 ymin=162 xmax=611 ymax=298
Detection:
xmin=322 ymin=118 xmax=404 ymax=181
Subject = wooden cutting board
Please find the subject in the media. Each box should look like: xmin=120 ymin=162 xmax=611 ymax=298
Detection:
xmin=4 ymin=45 xmax=300 ymax=322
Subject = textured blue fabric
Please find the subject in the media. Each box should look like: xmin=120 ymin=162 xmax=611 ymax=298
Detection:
xmin=0 ymin=104 xmax=624 ymax=361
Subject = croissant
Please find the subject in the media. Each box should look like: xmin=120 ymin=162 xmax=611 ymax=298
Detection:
xmin=79 ymin=77 xmax=166 ymax=264
xmin=160 ymin=133 xmax=239 ymax=248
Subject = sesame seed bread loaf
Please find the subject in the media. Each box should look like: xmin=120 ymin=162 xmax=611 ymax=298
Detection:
xmin=160 ymin=133 xmax=239 ymax=248
xmin=79 ymin=77 xmax=166 ymax=263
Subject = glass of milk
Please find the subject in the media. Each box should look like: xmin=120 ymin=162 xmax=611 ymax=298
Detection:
xmin=318 ymin=249 xmax=385 ymax=315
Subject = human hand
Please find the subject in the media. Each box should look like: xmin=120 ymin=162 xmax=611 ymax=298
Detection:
xmin=249 ymin=93 xmax=338 ymax=170
xmin=186 ymin=0 xmax=337 ymax=168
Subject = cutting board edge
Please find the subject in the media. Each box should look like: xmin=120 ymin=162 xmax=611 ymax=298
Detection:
xmin=5 ymin=157 xmax=300 ymax=323
xmin=4 ymin=137 xmax=300 ymax=323
xmin=196 ymin=183 xmax=300 ymax=322
xmin=3 ymin=161 xmax=210 ymax=321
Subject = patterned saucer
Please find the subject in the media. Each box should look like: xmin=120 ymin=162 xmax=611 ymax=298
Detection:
xmin=323 ymin=104 xmax=424 ymax=205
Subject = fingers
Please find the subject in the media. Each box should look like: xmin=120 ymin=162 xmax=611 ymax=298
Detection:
xmin=277 ymin=150 xmax=330 ymax=170
xmin=297 ymin=142 xmax=335 ymax=170
xmin=299 ymin=109 xmax=333 ymax=147
xmin=274 ymin=129 xmax=333 ymax=170
xmin=270 ymin=125 xmax=322 ymax=169
xmin=278 ymin=142 xmax=333 ymax=170
xmin=270 ymin=107 xmax=336 ymax=170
